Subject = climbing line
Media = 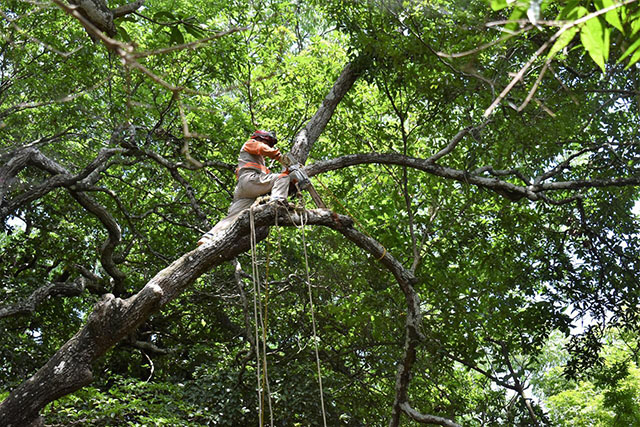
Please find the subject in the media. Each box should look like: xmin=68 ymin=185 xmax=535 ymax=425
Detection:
xmin=261 ymin=214 xmax=273 ymax=427
xmin=249 ymin=206 xmax=263 ymax=426
xmin=249 ymin=205 xmax=273 ymax=426
xmin=294 ymin=197 xmax=328 ymax=427
xmin=250 ymin=198 xmax=328 ymax=426
xmin=314 ymin=176 xmax=387 ymax=261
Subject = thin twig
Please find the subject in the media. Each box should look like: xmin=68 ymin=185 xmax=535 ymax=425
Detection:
xmin=484 ymin=0 xmax=639 ymax=117
xmin=437 ymin=25 xmax=532 ymax=59
xmin=518 ymin=58 xmax=552 ymax=111
xmin=133 ymin=26 xmax=248 ymax=58
xmin=0 ymin=8 xmax=83 ymax=58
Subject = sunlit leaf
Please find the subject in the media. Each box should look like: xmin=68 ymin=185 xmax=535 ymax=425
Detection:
xmin=580 ymin=16 xmax=607 ymax=72
xmin=618 ymin=36 xmax=640 ymax=62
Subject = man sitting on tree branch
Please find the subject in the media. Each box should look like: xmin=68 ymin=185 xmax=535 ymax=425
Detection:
xmin=197 ymin=130 xmax=290 ymax=246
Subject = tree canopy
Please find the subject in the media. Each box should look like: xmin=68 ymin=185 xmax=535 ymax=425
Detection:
xmin=1 ymin=0 xmax=640 ymax=425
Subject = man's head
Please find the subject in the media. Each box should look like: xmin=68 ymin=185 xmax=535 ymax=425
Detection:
xmin=251 ymin=130 xmax=277 ymax=147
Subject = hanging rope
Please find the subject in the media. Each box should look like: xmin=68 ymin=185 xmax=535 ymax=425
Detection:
xmin=261 ymin=212 xmax=274 ymax=427
xmin=250 ymin=198 xmax=327 ymax=426
xmin=294 ymin=196 xmax=328 ymax=427
xmin=249 ymin=205 xmax=273 ymax=427
xmin=249 ymin=206 xmax=263 ymax=426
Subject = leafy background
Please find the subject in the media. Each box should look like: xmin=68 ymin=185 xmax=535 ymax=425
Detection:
xmin=2 ymin=0 xmax=640 ymax=424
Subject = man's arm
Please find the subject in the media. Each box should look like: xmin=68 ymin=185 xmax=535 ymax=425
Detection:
xmin=243 ymin=139 xmax=282 ymax=160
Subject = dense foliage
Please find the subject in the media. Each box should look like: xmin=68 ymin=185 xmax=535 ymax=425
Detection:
xmin=2 ymin=0 xmax=640 ymax=425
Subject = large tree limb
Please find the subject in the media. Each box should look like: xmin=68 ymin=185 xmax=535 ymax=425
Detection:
xmin=0 ymin=146 xmax=125 ymax=220
xmin=0 ymin=279 xmax=85 ymax=319
xmin=0 ymin=206 xmax=320 ymax=425
xmin=0 ymin=205 xmax=454 ymax=427
xmin=289 ymin=61 xmax=364 ymax=164
xmin=306 ymin=152 xmax=640 ymax=203
xmin=0 ymin=145 xmax=128 ymax=290
xmin=400 ymin=402 xmax=461 ymax=427
xmin=67 ymin=0 xmax=145 ymax=38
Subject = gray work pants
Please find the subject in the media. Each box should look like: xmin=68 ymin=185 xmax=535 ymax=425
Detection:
xmin=199 ymin=170 xmax=290 ymax=242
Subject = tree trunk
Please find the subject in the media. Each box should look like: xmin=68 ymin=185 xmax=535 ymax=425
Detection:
xmin=0 ymin=61 xmax=362 ymax=426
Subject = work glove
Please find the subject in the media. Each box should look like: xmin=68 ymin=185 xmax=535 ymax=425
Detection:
xmin=279 ymin=152 xmax=292 ymax=167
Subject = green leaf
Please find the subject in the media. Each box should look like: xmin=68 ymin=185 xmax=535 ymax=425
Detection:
xmin=184 ymin=24 xmax=207 ymax=40
xmin=623 ymin=44 xmax=640 ymax=69
xmin=170 ymin=26 xmax=184 ymax=45
xmin=597 ymin=0 xmax=625 ymax=33
xmin=558 ymin=0 xmax=582 ymax=20
xmin=631 ymin=13 xmax=640 ymax=36
xmin=116 ymin=26 xmax=131 ymax=43
xmin=548 ymin=26 xmax=579 ymax=59
xmin=617 ymin=36 xmax=640 ymax=62
xmin=490 ymin=0 xmax=509 ymax=11
xmin=580 ymin=17 xmax=607 ymax=72
xmin=153 ymin=11 xmax=176 ymax=22
xmin=506 ymin=6 xmax=528 ymax=32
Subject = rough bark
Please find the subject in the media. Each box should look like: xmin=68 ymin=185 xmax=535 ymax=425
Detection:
xmin=400 ymin=402 xmax=462 ymax=427
xmin=0 ymin=279 xmax=85 ymax=319
xmin=67 ymin=0 xmax=144 ymax=39
xmin=306 ymin=152 xmax=640 ymax=203
xmin=289 ymin=61 xmax=364 ymax=165
xmin=0 ymin=60 xmax=365 ymax=425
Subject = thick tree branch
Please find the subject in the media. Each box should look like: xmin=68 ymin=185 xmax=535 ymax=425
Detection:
xmin=0 ymin=204 xmax=451 ymax=427
xmin=67 ymin=0 xmax=145 ymax=38
xmin=127 ymin=338 xmax=172 ymax=355
xmin=0 ymin=145 xmax=128 ymax=290
xmin=69 ymin=191 xmax=127 ymax=294
xmin=111 ymin=0 xmax=145 ymax=19
xmin=0 ymin=279 xmax=85 ymax=319
xmin=400 ymin=402 xmax=461 ymax=427
xmin=306 ymin=152 xmax=640 ymax=203
xmin=0 ymin=146 xmax=126 ymax=220
xmin=0 ymin=206 xmax=302 ymax=425
xmin=289 ymin=61 xmax=364 ymax=164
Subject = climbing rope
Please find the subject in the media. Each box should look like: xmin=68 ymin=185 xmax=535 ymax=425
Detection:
xmin=249 ymin=197 xmax=328 ymax=427
xmin=293 ymin=195 xmax=328 ymax=427
xmin=249 ymin=205 xmax=273 ymax=427
xmin=261 ymin=211 xmax=274 ymax=426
